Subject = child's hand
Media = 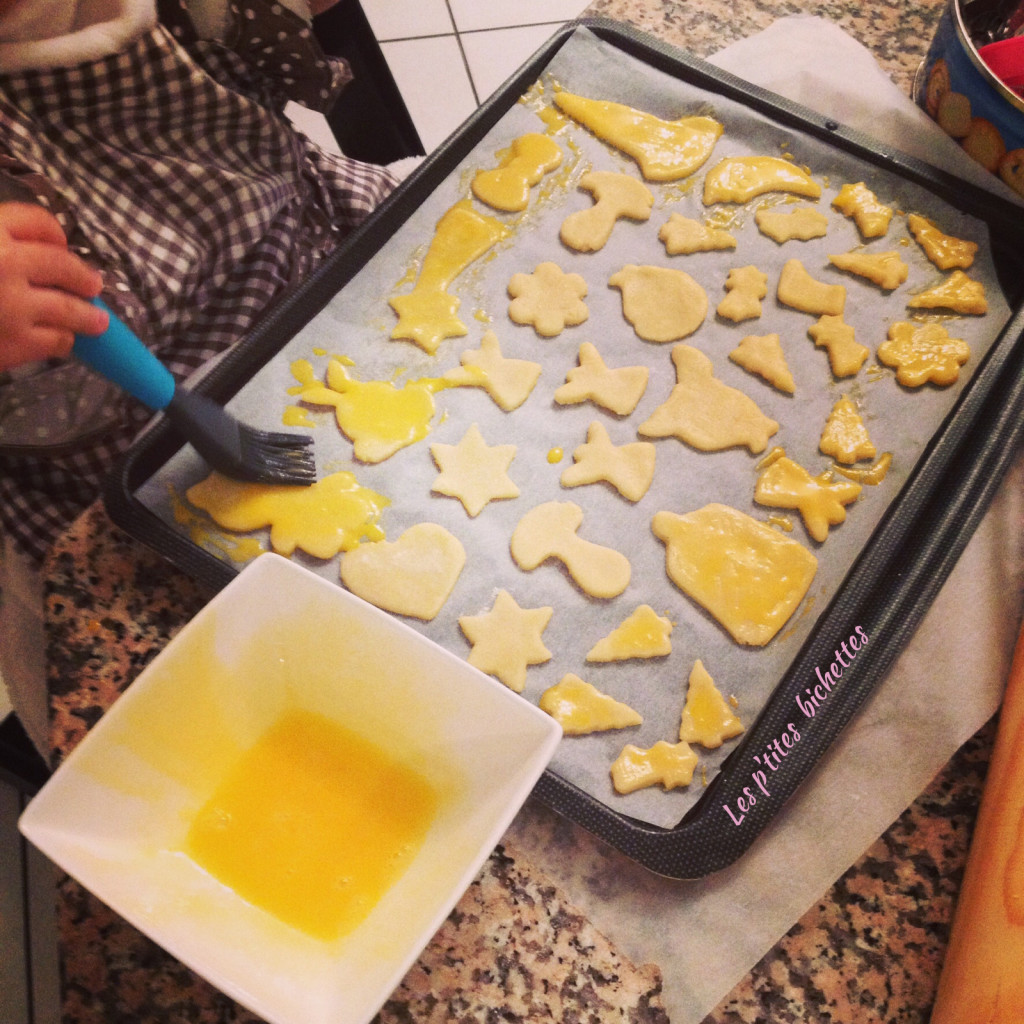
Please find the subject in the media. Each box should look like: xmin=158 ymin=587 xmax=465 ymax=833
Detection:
xmin=0 ymin=202 xmax=108 ymax=373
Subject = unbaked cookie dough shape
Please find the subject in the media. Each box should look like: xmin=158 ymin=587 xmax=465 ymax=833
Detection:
xmin=508 ymin=261 xmax=589 ymax=337
xmin=808 ymin=314 xmax=869 ymax=378
xmin=754 ymin=453 xmax=862 ymax=544
xmin=511 ymin=500 xmax=631 ymax=598
xmin=186 ymin=470 xmax=388 ymax=559
xmin=609 ymin=264 xmax=708 ymax=343
xmin=586 ymin=604 xmax=673 ymax=662
xmin=554 ymin=341 xmax=648 ymax=416
xmin=828 ymin=250 xmax=909 ymax=291
xmin=458 ymin=589 xmax=553 ymax=693
xmin=297 ymin=358 xmax=441 ymax=464
xmin=651 ymin=503 xmax=818 ymax=646
xmin=907 ymin=213 xmax=977 ymax=270
xmin=610 ymin=740 xmax=698 ymax=794
xmin=754 ymin=205 xmax=829 ymax=243
xmin=658 ymin=213 xmax=737 ymax=255
xmin=560 ymin=420 xmax=656 ymax=502
xmin=638 ymin=344 xmax=779 ymax=454
xmin=831 ymin=181 xmax=893 ymax=238
xmin=560 ymin=170 xmax=654 ymax=252
xmin=389 ymin=200 xmax=510 ymax=355
xmin=340 ymin=523 xmax=466 ymax=621
xmin=778 ymin=258 xmax=846 ymax=316
xmin=907 ymin=269 xmax=987 ymax=315
xmin=717 ymin=265 xmax=768 ymax=322
xmin=878 ymin=322 xmax=971 ymax=386
xmin=430 ymin=423 xmax=519 ymax=517
xmin=703 ymin=155 xmax=822 ymax=205
xmin=553 ymin=90 xmax=723 ymax=182
xmin=445 ymin=330 xmax=542 ymax=412
xmin=678 ymin=660 xmax=744 ymax=748
xmin=471 ymin=132 xmax=563 ymax=212
xmin=819 ymin=395 xmax=877 ymax=464
xmin=728 ymin=333 xmax=796 ymax=394
xmin=539 ymin=674 xmax=643 ymax=734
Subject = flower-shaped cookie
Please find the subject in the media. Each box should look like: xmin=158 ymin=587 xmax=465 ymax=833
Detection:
xmin=508 ymin=261 xmax=588 ymax=337
xmin=878 ymin=322 xmax=971 ymax=387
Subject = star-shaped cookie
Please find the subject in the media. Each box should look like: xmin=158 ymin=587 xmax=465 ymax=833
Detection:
xmin=430 ymin=423 xmax=519 ymax=517
xmin=458 ymin=589 xmax=553 ymax=692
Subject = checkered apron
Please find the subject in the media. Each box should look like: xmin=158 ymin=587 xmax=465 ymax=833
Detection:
xmin=0 ymin=0 xmax=397 ymax=561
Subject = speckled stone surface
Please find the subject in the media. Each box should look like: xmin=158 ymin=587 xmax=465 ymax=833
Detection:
xmin=581 ymin=0 xmax=947 ymax=95
xmin=41 ymin=2 xmax=997 ymax=1020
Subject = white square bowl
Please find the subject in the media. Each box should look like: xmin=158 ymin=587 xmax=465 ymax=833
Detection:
xmin=20 ymin=553 xmax=561 ymax=1024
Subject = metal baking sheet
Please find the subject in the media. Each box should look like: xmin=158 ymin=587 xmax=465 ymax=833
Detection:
xmin=106 ymin=20 xmax=1024 ymax=877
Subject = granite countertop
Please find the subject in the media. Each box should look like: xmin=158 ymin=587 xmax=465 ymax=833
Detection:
xmin=44 ymin=0 xmax=1000 ymax=1021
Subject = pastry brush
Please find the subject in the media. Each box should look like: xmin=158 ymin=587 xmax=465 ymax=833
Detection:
xmin=73 ymin=300 xmax=315 ymax=486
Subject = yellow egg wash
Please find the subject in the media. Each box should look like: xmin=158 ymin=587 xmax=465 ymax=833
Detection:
xmin=703 ymin=156 xmax=822 ymax=204
xmin=608 ymin=607 xmax=665 ymax=656
xmin=678 ymin=660 xmax=744 ymax=749
xmin=907 ymin=213 xmax=978 ymax=270
xmin=292 ymin=358 xmax=473 ymax=463
xmin=185 ymin=709 xmax=438 ymax=943
xmin=168 ymin=485 xmax=266 ymax=563
xmin=818 ymin=396 xmax=877 ymax=465
xmin=471 ymin=132 xmax=563 ymax=212
xmin=754 ymin=454 xmax=861 ymax=544
xmin=281 ymin=405 xmax=317 ymax=429
xmin=185 ymin=470 xmax=389 ymax=559
xmin=651 ymin=503 xmax=818 ymax=647
xmin=832 ymin=452 xmax=893 ymax=486
xmin=610 ymin=740 xmax=698 ymax=794
xmin=537 ymin=104 xmax=569 ymax=132
xmin=547 ymin=447 xmax=564 ymax=464
xmin=757 ymin=445 xmax=787 ymax=471
xmin=552 ymin=91 xmax=723 ymax=182
xmin=585 ymin=605 xmax=673 ymax=662
xmin=388 ymin=200 xmax=510 ymax=355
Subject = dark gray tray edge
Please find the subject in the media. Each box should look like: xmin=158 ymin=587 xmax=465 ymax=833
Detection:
xmin=103 ymin=18 xmax=1024 ymax=878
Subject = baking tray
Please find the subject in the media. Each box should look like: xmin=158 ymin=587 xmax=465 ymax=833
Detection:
xmin=104 ymin=19 xmax=1024 ymax=877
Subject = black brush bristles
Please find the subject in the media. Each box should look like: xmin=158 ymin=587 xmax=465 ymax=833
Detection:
xmin=167 ymin=388 xmax=316 ymax=486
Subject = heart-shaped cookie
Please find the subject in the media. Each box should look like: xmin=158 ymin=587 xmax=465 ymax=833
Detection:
xmin=340 ymin=523 xmax=465 ymax=621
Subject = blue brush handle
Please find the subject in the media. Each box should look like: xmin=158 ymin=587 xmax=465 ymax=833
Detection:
xmin=73 ymin=299 xmax=176 ymax=411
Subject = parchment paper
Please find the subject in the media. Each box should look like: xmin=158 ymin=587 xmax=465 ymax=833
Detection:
xmin=136 ymin=23 xmax=1016 ymax=833
xmin=499 ymin=16 xmax=1024 ymax=1024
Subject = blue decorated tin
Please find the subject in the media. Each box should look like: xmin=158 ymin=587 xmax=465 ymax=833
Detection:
xmin=916 ymin=0 xmax=1024 ymax=197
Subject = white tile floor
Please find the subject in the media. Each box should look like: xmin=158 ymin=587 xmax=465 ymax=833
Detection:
xmin=360 ymin=0 xmax=591 ymax=153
